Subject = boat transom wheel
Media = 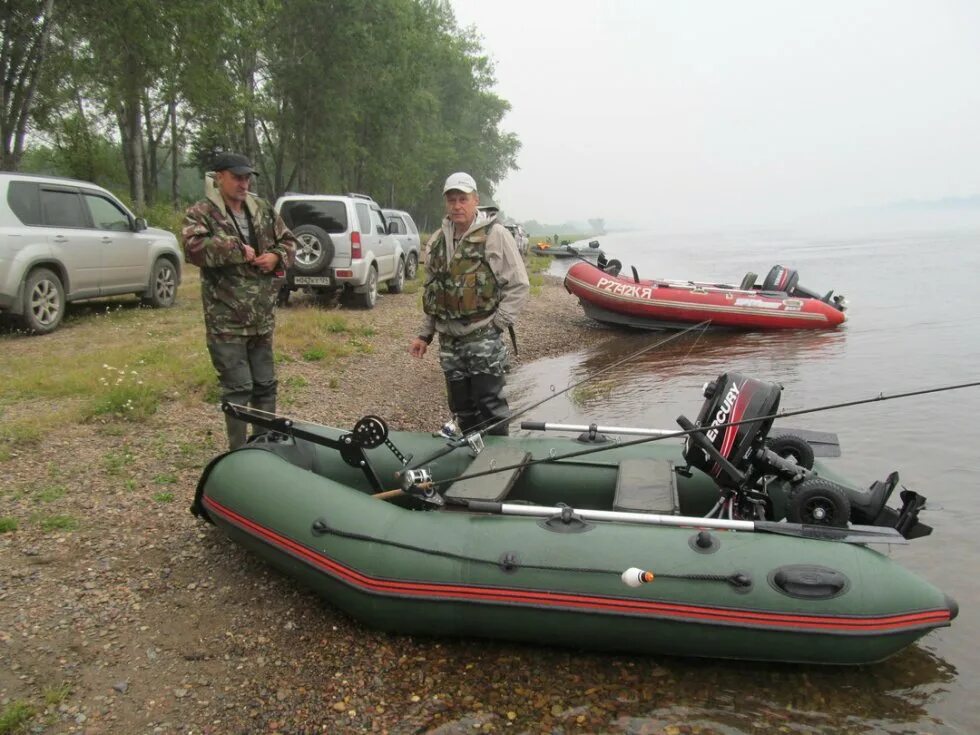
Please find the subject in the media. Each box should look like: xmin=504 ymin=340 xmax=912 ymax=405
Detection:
xmin=352 ymin=415 xmax=410 ymax=465
xmin=352 ymin=415 xmax=388 ymax=448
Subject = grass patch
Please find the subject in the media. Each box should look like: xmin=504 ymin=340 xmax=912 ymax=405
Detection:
xmin=0 ymin=419 xmax=45 ymax=447
xmin=103 ymin=449 xmax=136 ymax=476
xmin=282 ymin=375 xmax=308 ymax=390
xmin=302 ymin=345 xmax=327 ymax=361
xmin=153 ymin=472 xmax=177 ymax=485
xmin=527 ymin=255 xmax=551 ymax=274
xmin=43 ymin=681 xmax=72 ymax=706
xmin=0 ymin=517 xmax=17 ymax=533
xmin=153 ymin=492 xmax=175 ymax=503
xmin=35 ymin=514 xmax=79 ymax=532
xmin=36 ymin=485 xmax=67 ymax=503
xmin=0 ymin=700 xmax=35 ymax=734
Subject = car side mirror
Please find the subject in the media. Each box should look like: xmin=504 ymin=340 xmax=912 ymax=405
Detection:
xmin=134 ymin=217 xmax=148 ymax=232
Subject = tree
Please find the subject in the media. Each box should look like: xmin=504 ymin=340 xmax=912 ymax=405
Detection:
xmin=0 ymin=0 xmax=56 ymax=169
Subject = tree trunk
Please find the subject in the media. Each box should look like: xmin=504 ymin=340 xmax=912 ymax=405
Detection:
xmin=141 ymin=92 xmax=157 ymax=204
xmin=0 ymin=0 xmax=56 ymax=170
xmin=119 ymin=95 xmax=144 ymax=212
xmin=169 ymin=97 xmax=179 ymax=209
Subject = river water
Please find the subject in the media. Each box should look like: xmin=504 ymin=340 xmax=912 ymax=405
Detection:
xmin=506 ymin=222 xmax=980 ymax=733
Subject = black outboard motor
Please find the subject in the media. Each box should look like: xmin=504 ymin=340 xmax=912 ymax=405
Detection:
xmin=677 ymin=372 xmax=930 ymax=538
xmin=682 ymin=372 xmax=781 ymax=483
xmin=762 ymin=265 xmax=847 ymax=313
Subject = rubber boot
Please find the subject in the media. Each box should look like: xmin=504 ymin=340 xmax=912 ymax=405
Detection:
xmin=224 ymin=413 xmax=248 ymax=450
xmin=470 ymin=373 xmax=511 ymax=436
xmin=446 ymin=378 xmax=481 ymax=435
xmin=249 ymin=393 xmax=277 ymax=440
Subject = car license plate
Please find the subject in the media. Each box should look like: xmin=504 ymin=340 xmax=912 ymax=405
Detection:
xmin=294 ymin=276 xmax=332 ymax=286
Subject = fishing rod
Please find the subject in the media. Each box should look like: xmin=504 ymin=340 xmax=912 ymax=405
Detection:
xmin=401 ymin=320 xmax=710 ymax=470
xmin=463 ymin=318 xmax=711 ymax=439
xmin=401 ymin=379 xmax=980 ymax=491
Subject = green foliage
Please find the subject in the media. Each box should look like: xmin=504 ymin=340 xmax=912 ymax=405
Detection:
xmin=103 ymin=449 xmax=136 ymax=476
xmin=0 ymin=518 xmax=18 ymax=534
xmin=18 ymin=0 xmax=519 ymax=221
xmin=0 ymin=700 xmax=35 ymax=733
xmin=153 ymin=492 xmax=175 ymax=503
xmin=302 ymin=346 xmax=327 ymax=361
xmin=43 ymin=682 xmax=72 ymax=706
xmin=87 ymin=365 xmax=161 ymax=421
xmin=35 ymin=514 xmax=79 ymax=532
xmin=36 ymin=485 xmax=67 ymax=503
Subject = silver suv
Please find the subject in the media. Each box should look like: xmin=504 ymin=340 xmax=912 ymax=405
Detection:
xmin=0 ymin=172 xmax=182 ymax=334
xmin=275 ymin=193 xmax=404 ymax=308
xmin=381 ymin=208 xmax=421 ymax=280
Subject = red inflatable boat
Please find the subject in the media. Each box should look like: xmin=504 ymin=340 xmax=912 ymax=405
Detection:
xmin=564 ymin=261 xmax=847 ymax=331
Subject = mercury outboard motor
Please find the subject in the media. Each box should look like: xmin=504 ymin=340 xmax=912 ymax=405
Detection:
xmin=677 ymin=372 xmax=930 ymax=538
xmin=762 ymin=265 xmax=847 ymax=313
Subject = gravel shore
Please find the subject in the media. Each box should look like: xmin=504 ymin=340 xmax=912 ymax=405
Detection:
xmin=5 ymin=275 xmax=683 ymax=735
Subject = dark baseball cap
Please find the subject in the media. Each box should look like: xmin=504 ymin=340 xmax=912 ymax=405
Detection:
xmin=213 ymin=152 xmax=258 ymax=176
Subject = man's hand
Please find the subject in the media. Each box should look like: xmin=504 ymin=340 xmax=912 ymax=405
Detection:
xmin=242 ymin=244 xmax=257 ymax=262
xmin=409 ymin=337 xmax=429 ymax=358
xmin=252 ymin=252 xmax=280 ymax=272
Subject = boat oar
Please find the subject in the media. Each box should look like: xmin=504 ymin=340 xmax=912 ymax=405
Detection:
xmin=453 ymin=500 xmax=908 ymax=545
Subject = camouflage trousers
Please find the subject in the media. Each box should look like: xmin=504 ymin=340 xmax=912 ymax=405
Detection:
xmin=207 ymin=332 xmax=277 ymax=449
xmin=438 ymin=326 xmax=509 ymax=382
xmin=438 ymin=326 xmax=511 ymax=436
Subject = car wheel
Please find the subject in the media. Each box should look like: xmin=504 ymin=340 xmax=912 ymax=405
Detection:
xmin=354 ymin=266 xmax=378 ymax=308
xmin=142 ymin=258 xmax=178 ymax=308
xmin=21 ymin=267 xmax=66 ymax=334
xmin=404 ymin=251 xmax=419 ymax=280
xmin=388 ymin=258 xmax=405 ymax=294
xmin=292 ymin=225 xmax=335 ymax=275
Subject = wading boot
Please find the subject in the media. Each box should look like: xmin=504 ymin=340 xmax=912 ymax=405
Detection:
xmin=446 ymin=378 xmax=481 ymax=435
xmin=224 ymin=413 xmax=248 ymax=450
xmin=471 ymin=373 xmax=511 ymax=436
xmin=249 ymin=395 xmax=277 ymax=440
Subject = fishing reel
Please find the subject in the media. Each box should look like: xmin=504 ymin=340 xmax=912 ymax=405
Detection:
xmin=435 ymin=417 xmax=485 ymax=456
xmin=678 ymin=373 xmax=878 ymax=527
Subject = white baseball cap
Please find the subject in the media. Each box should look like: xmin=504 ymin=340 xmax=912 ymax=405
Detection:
xmin=443 ymin=172 xmax=477 ymax=194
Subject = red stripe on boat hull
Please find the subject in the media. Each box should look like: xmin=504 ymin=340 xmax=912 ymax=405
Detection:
xmin=202 ymin=496 xmax=951 ymax=636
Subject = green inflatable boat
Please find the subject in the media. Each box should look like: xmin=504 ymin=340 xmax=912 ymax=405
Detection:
xmin=191 ymin=373 xmax=956 ymax=665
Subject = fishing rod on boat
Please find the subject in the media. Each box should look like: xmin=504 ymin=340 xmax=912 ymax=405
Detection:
xmin=455 ymin=319 xmax=712 ymax=441
xmin=400 ymin=320 xmax=711 ymax=471
xmin=406 ymin=378 xmax=980 ymax=492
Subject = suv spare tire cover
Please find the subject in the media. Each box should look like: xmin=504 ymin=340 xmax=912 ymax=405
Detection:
xmin=291 ymin=224 xmax=335 ymax=275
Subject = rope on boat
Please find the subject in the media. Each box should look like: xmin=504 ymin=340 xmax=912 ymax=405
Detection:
xmin=310 ymin=518 xmax=748 ymax=588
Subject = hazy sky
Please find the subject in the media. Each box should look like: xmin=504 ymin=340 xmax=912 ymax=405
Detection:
xmin=449 ymin=0 xmax=980 ymax=229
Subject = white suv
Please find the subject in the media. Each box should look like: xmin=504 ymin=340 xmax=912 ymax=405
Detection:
xmin=0 ymin=172 xmax=182 ymax=334
xmin=381 ymin=208 xmax=421 ymax=280
xmin=274 ymin=193 xmax=404 ymax=308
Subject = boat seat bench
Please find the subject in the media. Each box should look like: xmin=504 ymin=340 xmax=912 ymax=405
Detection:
xmin=614 ymin=458 xmax=679 ymax=514
xmin=445 ymin=445 xmax=531 ymax=502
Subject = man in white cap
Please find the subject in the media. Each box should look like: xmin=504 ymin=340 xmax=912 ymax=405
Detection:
xmin=409 ymin=172 xmax=529 ymax=435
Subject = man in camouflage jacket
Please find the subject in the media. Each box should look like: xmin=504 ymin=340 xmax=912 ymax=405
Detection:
xmin=409 ymin=172 xmax=529 ymax=436
xmin=181 ymin=152 xmax=297 ymax=449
